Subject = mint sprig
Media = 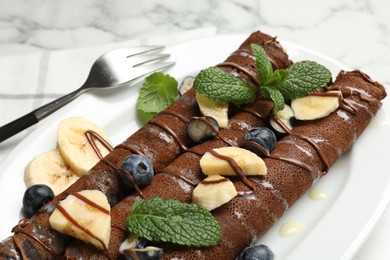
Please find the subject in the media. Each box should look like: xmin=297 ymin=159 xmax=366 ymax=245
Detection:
xmin=125 ymin=197 xmax=222 ymax=247
xmin=191 ymin=44 xmax=331 ymax=111
xmin=277 ymin=61 xmax=332 ymax=100
xmin=251 ymin=43 xmax=273 ymax=85
xmin=193 ymin=66 xmax=256 ymax=105
xmin=251 ymin=43 xmax=332 ymax=110
xmin=136 ymin=72 xmax=178 ymax=115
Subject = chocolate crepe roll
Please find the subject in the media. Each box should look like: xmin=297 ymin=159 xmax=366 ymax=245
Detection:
xmin=217 ymin=31 xmax=292 ymax=86
xmin=64 ymin=98 xmax=275 ymax=259
xmin=68 ymin=70 xmax=385 ymax=259
xmin=0 ymin=88 xmax=200 ymax=260
xmin=0 ymin=31 xmax=292 ymax=259
xmin=162 ymin=70 xmax=386 ymax=259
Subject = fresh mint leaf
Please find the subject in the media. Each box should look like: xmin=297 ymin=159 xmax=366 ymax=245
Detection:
xmin=192 ymin=44 xmax=332 ymax=112
xmin=126 ymin=197 xmax=222 ymax=247
xmin=136 ymin=72 xmax=178 ymax=115
xmin=276 ymin=61 xmax=332 ymax=100
xmin=264 ymin=68 xmax=288 ymax=86
xmin=261 ymin=86 xmax=285 ymax=111
xmin=251 ymin=44 xmax=332 ymax=111
xmin=193 ymin=66 xmax=256 ymax=105
xmin=251 ymin=43 xmax=273 ymax=85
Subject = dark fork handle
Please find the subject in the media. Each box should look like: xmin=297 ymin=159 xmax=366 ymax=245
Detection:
xmin=0 ymin=112 xmax=39 ymax=143
xmin=0 ymin=88 xmax=84 ymax=143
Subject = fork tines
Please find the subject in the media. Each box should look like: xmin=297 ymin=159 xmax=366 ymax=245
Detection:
xmin=126 ymin=45 xmax=175 ymax=78
xmin=131 ymin=53 xmax=171 ymax=67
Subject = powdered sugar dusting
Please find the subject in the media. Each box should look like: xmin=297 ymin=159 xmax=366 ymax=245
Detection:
xmin=237 ymin=121 xmax=252 ymax=131
xmin=159 ymin=131 xmax=174 ymax=143
xmin=173 ymin=176 xmax=192 ymax=193
xmin=234 ymin=210 xmax=243 ymax=219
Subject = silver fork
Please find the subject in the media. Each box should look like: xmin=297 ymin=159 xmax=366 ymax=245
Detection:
xmin=0 ymin=46 xmax=174 ymax=143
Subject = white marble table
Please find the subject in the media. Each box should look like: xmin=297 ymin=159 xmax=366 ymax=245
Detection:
xmin=0 ymin=0 xmax=389 ymax=259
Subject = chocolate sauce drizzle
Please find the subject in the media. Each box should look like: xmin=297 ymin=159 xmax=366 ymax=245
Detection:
xmin=84 ymin=128 xmax=150 ymax=205
xmin=232 ymin=86 xmax=381 ymax=214
xmin=241 ymin=106 xmax=265 ymax=120
xmin=11 ymin=219 xmax=59 ymax=257
xmin=157 ymin=102 xmax=268 ymax=189
xmin=160 ymin=169 xmax=197 ymax=187
xmin=107 ymin=110 xmax=192 ymax=199
xmin=85 ymin=130 xmax=142 ymax=199
xmin=241 ymin=86 xmax=379 ymax=181
xmin=310 ymin=91 xmax=357 ymax=114
xmin=191 ymin=116 xmax=220 ymax=136
xmin=272 ymin=115 xmax=330 ymax=176
xmin=148 ymin=118 xmax=190 ymax=151
xmin=115 ymin=143 xmax=145 ymax=156
xmin=147 ymin=110 xmax=192 ymax=152
xmin=56 ymin=192 xmax=110 ymax=251
xmin=116 ymin=110 xmax=190 ymax=157
xmin=13 ymin=69 xmax=380 ymax=259
xmin=190 ymin=116 xmax=238 ymax=148
xmin=200 ymin=177 xmax=229 ymax=185
xmin=85 ymin=130 xmax=114 ymax=159
xmin=11 ymin=131 xmax=115 ymax=258
xmin=11 ymin=44 xmax=382 ymax=260
xmin=71 ymin=192 xmax=110 ymax=215
xmin=118 ymin=166 xmax=146 ymax=198
xmin=217 ymin=61 xmax=259 ymax=86
xmin=159 ymin=110 xmax=190 ymax=123
xmin=216 ymin=38 xmax=283 ymax=86
xmin=242 ymin=140 xmax=318 ymax=176
xmin=208 ymin=149 xmax=255 ymax=190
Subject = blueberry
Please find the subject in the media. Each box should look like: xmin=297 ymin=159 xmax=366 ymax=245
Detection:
xmin=22 ymin=184 xmax=54 ymax=218
xmin=120 ymin=234 xmax=150 ymax=253
xmin=124 ymin=246 xmax=163 ymax=260
xmin=242 ymin=127 xmax=276 ymax=157
xmin=120 ymin=154 xmax=154 ymax=190
xmin=238 ymin=244 xmax=274 ymax=260
xmin=187 ymin=116 xmax=219 ymax=143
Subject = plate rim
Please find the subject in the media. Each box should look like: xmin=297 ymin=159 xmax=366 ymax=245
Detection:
xmin=0 ymin=33 xmax=389 ymax=259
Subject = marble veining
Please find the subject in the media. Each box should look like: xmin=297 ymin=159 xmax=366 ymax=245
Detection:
xmin=0 ymin=0 xmax=388 ymax=87
xmin=0 ymin=0 xmax=389 ymax=259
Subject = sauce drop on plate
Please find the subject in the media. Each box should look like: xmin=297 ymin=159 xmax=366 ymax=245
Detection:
xmin=279 ymin=221 xmax=303 ymax=237
xmin=308 ymin=188 xmax=327 ymax=200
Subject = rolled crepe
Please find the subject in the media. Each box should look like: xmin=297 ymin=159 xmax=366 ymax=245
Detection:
xmin=0 ymin=31 xmax=292 ymax=259
xmin=164 ymin=70 xmax=386 ymax=259
xmin=64 ymin=97 xmax=275 ymax=259
xmin=68 ymin=70 xmax=385 ymax=259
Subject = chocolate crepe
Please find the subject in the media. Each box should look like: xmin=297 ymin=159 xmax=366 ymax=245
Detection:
xmin=64 ymin=97 xmax=275 ymax=259
xmin=67 ymin=70 xmax=385 ymax=259
xmin=161 ymin=70 xmax=386 ymax=259
xmin=0 ymin=31 xmax=292 ymax=259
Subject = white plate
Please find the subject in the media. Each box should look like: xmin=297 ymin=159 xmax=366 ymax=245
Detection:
xmin=0 ymin=35 xmax=389 ymax=259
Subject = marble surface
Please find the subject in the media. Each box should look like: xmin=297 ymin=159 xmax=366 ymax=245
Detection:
xmin=0 ymin=0 xmax=389 ymax=259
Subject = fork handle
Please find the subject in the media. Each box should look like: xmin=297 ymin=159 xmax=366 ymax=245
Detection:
xmin=0 ymin=112 xmax=39 ymax=143
xmin=0 ymin=88 xmax=83 ymax=143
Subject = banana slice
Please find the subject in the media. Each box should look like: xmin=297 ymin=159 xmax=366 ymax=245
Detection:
xmin=49 ymin=190 xmax=111 ymax=250
xmin=57 ymin=117 xmax=112 ymax=176
xmin=291 ymin=91 xmax=341 ymax=120
xmin=196 ymin=92 xmax=229 ymax=128
xmin=24 ymin=148 xmax=79 ymax=196
xmin=193 ymin=175 xmax=237 ymax=211
xmin=270 ymin=104 xmax=295 ymax=134
xmin=200 ymin=147 xmax=267 ymax=176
